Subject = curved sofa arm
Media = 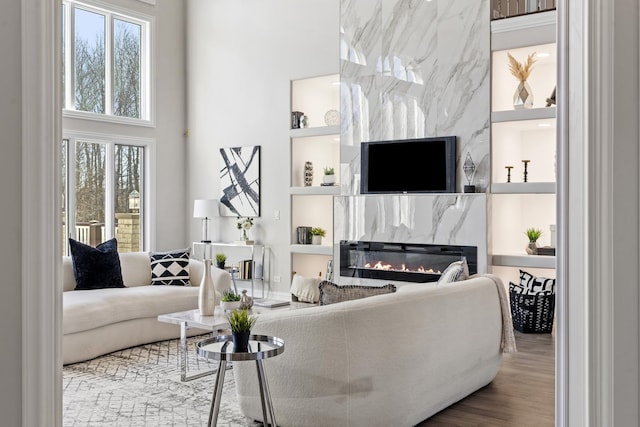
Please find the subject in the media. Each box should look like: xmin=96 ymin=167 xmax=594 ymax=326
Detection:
xmin=189 ymin=258 xmax=232 ymax=300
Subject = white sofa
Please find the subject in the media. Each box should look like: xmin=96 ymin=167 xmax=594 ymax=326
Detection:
xmin=62 ymin=252 xmax=231 ymax=365
xmin=233 ymin=275 xmax=506 ymax=427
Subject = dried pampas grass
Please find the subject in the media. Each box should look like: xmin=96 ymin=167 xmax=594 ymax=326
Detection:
xmin=508 ymin=52 xmax=536 ymax=82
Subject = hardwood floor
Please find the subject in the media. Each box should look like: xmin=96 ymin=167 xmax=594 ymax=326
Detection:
xmin=418 ymin=331 xmax=555 ymax=426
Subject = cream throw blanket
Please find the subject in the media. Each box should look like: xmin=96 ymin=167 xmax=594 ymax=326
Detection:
xmin=486 ymin=273 xmax=518 ymax=353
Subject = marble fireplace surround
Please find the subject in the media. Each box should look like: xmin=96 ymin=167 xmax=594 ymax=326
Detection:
xmin=334 ymin=194 xmax=487 ymax=287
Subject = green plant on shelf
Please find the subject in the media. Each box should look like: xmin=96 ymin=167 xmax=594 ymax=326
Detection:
xmin=215 ymin=253 xmax=227 ymax=264
xmin=525 ymin=227 xmax=542 ymax=242
xmin=323 ymin=167 xmax=335 ymax=175
xmin=310 ymin=227 xmax=326 ymax=237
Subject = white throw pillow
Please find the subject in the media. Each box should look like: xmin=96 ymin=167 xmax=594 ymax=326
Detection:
xmin=437 ymin=258 xmax=470 ymax=285
xmin=290 ymin=274 xmax=321 ymax=303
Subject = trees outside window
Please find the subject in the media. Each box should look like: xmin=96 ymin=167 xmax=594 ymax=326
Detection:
xmin=62 ymin=1 xmax=149 ymax=121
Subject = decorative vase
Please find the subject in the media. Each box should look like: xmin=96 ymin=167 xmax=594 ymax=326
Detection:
xmin=304 ymin=161 xmax=313 ymax=186
xmin=239 ymin=289 xmax=253 ymax=310
xmin=526 ymin=241 xmax=539 ymax=255
xmin=513 ymin=80 xmax=534 ymax=109
xmin=311 ymin=235 xmax=322 ymax=245
xmin=198 ymin=259 xmax=216 ymax=316
xmin=232 ymin=331 xmax=250 ymax=353
xmin=241 ymin=229 xmax=248 ymax=241
xmin=323 ymin=174 xmax=335 ymax=185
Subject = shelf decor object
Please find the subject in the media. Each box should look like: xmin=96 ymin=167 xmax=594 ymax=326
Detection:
xmin=508 ymin=52 xmax=536 ymax=109
xmin=324 ymin=109 xmax=340 ymax=126
xmin=304 ymin=161 xmax=313 ymax=186
xmin=462 ymin=152 xmax=477 ymax=193
xmin=323 ymin=166 xmax=336 ymax=185
xmin=237 ymin=217 xmax=254 ymax=242
xmin=525 ymin=227 xmax=543 ymax=255
xmin=505 ymin=165 xmax=514 ymax=183
xmin=193 ymin=199 xmax=219 ymax=243
xmin=522 ymin=159 xmax=531 ymax=182
xmin=198 ymin=259 xmax=216 ymax=316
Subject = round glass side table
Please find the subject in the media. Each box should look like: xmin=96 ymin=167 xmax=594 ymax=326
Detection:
xmin=197 ymin=334 xmax=285 ymax=427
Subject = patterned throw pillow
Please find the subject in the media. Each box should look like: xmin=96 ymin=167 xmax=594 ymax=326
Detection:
xmin=437 ymin=258 xmax=470 ymax=284
xmin=318 ymin=281 xmax=396 ymax=305
xmin=519 ymin=269 xmax=556 ymax=294
xmin=69 ymin=238 xmax=126 ymax=290
xmin=149 ymin=249 xmax=191 ymax=286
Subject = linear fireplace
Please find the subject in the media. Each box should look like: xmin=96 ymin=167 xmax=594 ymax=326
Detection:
xmin=340 ymin=241 xmax=477 ymax=283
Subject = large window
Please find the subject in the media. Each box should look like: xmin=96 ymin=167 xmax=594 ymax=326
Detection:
xmin=62 ymin=0 xmax=150 ymax=121
xmin=62 ymin=137 xmax=149 ymax=254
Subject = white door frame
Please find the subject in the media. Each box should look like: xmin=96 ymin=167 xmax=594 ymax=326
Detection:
xmin=22 ymin=0 xmax=640 ymax=425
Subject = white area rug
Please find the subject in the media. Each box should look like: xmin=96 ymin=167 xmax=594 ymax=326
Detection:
xmin=63 ymin=335 xmax=259 ymax=426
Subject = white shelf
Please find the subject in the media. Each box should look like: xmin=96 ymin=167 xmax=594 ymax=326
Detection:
xmin=290 ymin=125 xmax=340 ymax=138
xmin=492 ymin=107 xmax=556 ymax=123
xmin=290 ymin=244 xmax=333 ymax=255
xmin=492 ymin=254 xmax=556 ymax=269
xmin=491 ymin=10 xmax=556 ymax=51
xmin=491 ymin=182 xmax=555 ymax=194
xmin=290 ymin=185 xmax=340 ymax=196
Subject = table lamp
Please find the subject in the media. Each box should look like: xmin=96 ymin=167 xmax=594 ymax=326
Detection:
xmin=193 ymin=199 xmax=219 ymax=243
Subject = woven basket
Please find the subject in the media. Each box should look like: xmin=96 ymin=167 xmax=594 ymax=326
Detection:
xmin=509 ymin=290 xmax=555 ymax=333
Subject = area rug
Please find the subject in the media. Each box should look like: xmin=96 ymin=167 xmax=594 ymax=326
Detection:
xmin=63 ymin=335 xmax=259 ymax=426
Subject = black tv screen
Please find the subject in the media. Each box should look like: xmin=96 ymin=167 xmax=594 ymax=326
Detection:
xmin=360 ymin=136 xmax=456 ymax=194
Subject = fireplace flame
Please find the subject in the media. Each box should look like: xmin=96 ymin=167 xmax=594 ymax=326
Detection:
xmin=363 ymin=261 xmax=441 ymax=275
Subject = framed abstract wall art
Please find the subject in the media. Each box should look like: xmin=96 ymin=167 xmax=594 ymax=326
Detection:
xmin=219 ymin=146 xmax=261 ymax=217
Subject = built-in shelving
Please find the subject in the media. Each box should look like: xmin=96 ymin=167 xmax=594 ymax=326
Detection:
xmin=290 ymin=185 xmax=340 ymax=196
xmin=492 ymin=254 xmax=556 ymax=269
xmin=290 ymin=244 xmax=333 ymax=256
xmin=491 ymin=106 xmax=556 ymax=122
xmin=491 ymin=182 xmax=555 ymax=194
xmin=289 ymin=74 xmax=339 ymax=281
xmin=489 ymin=10 xmax=557 ymax=281
xmin=290 ymin=125 xmax=340 ymax=138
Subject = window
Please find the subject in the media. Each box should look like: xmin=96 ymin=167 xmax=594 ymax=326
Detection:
xmin=62 ymin=136 xmax=150 ymax=254
xmin=62 ymin=0 xmax=150 ymax=122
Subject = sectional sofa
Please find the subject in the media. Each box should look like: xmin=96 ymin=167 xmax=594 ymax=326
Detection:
xmin=233 ymin=274 xmax=509 ymax=426
xmin=62 ymin=251 xmax=231 ymax=365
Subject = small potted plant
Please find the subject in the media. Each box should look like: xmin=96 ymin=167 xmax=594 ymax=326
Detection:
xmin=220 ymin=290 xmax=241 ymax=312
xmin=323 ymin=167 xmax=336 ymax=185
xmin=310 ymin=227 xmax=326 ymax=245
xmin=215 ymin=253 xmax=227 ymax=269
xmin=227 ymin=308 xmax=257 ymax=352
xmin=525 ymin=227 xmax=542 ymax=255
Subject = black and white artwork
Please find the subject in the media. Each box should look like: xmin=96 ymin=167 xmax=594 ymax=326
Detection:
xmin=219 ymin=146 xmax=261 ymax=217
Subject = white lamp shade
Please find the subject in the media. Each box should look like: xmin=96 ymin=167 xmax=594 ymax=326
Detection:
xmin=193 ymin=199 xmax=219 ymax=219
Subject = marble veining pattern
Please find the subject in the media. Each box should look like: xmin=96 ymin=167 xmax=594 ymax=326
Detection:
xmin=340 ymin=0 xmax=490 ymax=195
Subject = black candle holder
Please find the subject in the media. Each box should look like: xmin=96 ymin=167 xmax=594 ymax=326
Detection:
xmin=505 ymin=166 xmax=513 ymax=183
xmin=522 ymin=160 xmax=530 ymax=183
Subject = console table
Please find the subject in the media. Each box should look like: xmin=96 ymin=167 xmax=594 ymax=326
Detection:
xmin=197 ymin=334 xmax=285 ymax=427
xmin=193 ymin=241 xmax=267 ymax=299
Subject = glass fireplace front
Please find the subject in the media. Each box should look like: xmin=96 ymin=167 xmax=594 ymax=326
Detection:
xmin=340 ymin=240 xmax=477 ymax=283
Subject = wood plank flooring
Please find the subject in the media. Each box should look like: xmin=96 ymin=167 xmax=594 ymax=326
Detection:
xmin=418 ymin=331 xmax=555 ymax=426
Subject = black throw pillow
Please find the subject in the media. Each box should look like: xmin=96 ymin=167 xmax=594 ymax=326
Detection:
xmin=69 ymin=238 xmax=126 ymax=290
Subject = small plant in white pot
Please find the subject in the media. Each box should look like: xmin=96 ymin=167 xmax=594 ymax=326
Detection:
xmin=323 ymin=167 xmax=336 ymax=185
xmin=215 ymin=253 xmax=227 ymax=269
xmin=310 ymin=227 xmax=326 ymax=245
xmin=220 ymin=290 xmax=242 ymax=312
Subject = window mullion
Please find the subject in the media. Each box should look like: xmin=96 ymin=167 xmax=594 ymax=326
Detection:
xmin=67 ymin=138 xmax=77 ymax=241
xmin=67 ymin=3 xmax=75 ymax=111
xmin=104 ymin=13 xmax=114 ymax=116
xmin=104 ymin=142 xmax=116 ymax=240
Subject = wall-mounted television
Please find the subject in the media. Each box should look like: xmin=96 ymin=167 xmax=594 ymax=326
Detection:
xmin=360 ymin=136 xmax=457 ymax=194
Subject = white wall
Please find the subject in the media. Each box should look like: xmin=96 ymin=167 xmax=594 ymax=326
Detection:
xmin=63 ymin=0 xmax=187 ymax=251
xmin=186 ymin=0 xmax=339 ymax=293
xmin=0 ymin=0 xmax=23 ymax=423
